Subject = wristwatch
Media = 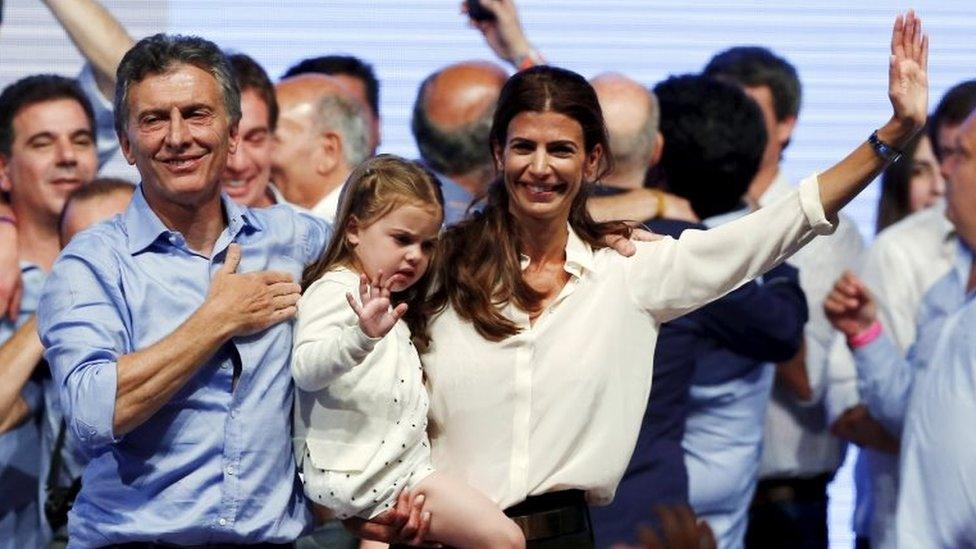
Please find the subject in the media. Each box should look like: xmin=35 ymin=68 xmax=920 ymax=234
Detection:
xmin=868 ymin=130 xmax=903 ymax=163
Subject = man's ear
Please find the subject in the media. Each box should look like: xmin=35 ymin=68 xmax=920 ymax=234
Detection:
xmin=227 ymin=119 xmax=241 ymax=155
xmin=119 ymin=130 xmax=137 ymax=166
xmin=775 ymin=115 xmax=798 ymax=147
xmin=315 ymin=132 xmax=341 ymax=176
xmin=649 ymin=131 xmax=664 ymax=168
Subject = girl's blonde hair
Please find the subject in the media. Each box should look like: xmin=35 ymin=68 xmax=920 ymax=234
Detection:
xmin=301 ymin=154 xmax=444 ymax=349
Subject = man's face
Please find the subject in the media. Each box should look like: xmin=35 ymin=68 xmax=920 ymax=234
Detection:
xmin=944 ymin=117 xmax=976 ymax=248
xmin=222 ymin=89 xmax=273 ymax=207
xmin=742 ymin=85 xmax=795 ymax=174
xmin=119 ymin=63 xmax=238 ymax=207
xmin=937 ymin=122 xmax=964 ymax=179
xmin=0 ymin=98 xmax=97 ymax=222
xmin=271 ymin=94 xmax=320 ymax=196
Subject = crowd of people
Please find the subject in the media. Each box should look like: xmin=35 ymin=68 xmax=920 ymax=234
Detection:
xmin=0 ymin=1 xmax=968 ymax=548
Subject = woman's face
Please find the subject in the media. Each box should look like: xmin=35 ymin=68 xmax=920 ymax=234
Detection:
xmin=908 ymin=135 xmax=945 ymax=213
xmin=496 ymin=110 xmax=601 ymax=224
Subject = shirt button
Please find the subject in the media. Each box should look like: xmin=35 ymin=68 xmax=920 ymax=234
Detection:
xmin=220 ymin=362 xmax=229 ymax=370
xmin=230 ymin=409 xmax=237 ymax=418
xmin=218 ymin=518 xmax=228 ymax=526
xmin=226 ymin=466 xmax=235 ymax=476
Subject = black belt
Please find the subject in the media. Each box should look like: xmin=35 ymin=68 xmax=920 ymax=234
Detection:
xmin=752 ymin=472 xmax=833 ymax=506
xmin=504 ymin=489 xmax=591 ymax=542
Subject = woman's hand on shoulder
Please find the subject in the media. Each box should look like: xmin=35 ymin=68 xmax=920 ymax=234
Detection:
xmin=346 ymin=271 xmax=409 ymax=339
xmin=604 ymin=227 xmax=665 ymax=257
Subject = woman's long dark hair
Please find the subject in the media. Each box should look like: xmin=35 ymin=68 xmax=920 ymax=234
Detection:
xmin=876 ymin=129 xmax=927 ymax=233
xmin=302 ymin=154 xmax=444 ymax=350
xmin=425 ymin=66 xmax=631 ymax=342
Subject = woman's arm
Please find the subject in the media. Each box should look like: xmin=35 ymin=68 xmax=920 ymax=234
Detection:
xmin=818 ymin=11 xmax=928 ymax=218
xmin=627 ymin=12 xmax=928 ymax=323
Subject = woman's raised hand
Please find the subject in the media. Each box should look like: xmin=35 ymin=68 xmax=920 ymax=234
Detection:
xmin=346 ymin=271 xmax=408 ymax=339
xmin=888 ymin=10 xmax=929 ymax=136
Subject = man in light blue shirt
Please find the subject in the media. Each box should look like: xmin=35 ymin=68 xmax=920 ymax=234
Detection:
xmin=37 ymin=34 xmax=331 ymax=546
xmin=826 ymin=110 xmax=976 ymax=547
xmin=0 ymin=73 xmax=101 ymax=549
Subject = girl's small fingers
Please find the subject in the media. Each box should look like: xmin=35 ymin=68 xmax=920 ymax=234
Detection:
xmin=346 ymin=292 xmax=364 ymax=316
xmin=359 ymin=273 xmax=370 ymax=299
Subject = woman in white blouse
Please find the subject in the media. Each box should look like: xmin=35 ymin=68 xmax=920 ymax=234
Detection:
xmin=353 ymin=12 xmax=928 ymax=547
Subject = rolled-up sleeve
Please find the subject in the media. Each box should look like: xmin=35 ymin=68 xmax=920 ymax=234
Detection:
xmin=37 ymin=253 xmax=128 ymax=455
xmin=626 ymin=174 xmax=835 ymax=323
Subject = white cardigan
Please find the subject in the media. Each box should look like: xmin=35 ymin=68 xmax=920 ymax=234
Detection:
xmin=292 ymin=268 xmax=425 ymax=473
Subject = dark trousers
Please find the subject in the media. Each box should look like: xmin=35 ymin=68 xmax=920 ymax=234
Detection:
xmin=744 ymin=474 xmax=830 ymax=549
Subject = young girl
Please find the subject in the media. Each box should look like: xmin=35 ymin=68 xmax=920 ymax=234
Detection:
xmin=292 ymin=155 xmax=525 ymax=548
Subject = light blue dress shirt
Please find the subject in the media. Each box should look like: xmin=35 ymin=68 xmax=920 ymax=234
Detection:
xmin=852 ymin=242 xmax=972 ymax=436
xmin=428 ymin=168 xmax=475 ymax=227
xmin=682 ymin=206 xmax=778 ymax=549
xmin=852 ymin=242 xmax=975 ymax=546
xmin=0 ymin=263 xmax=46 ymax=549
xmin=38 ymin=187 xmax=330 ymax=547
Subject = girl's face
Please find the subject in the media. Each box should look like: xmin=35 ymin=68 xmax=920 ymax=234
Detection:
xmin=908 ymin=136 xmax=946 ymax=213
xmin=495 ymin=110 xmax=601 ymax=225
xmin=347 ymin=202 xmax=442 ymax=292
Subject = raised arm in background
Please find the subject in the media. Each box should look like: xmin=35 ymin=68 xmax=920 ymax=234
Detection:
xmin=42 ymin=0 xmax=135 ymax=100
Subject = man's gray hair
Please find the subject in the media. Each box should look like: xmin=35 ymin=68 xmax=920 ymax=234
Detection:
xmin=114 ymin=33 xmax=241 ymax=135
xmin=314 ymin=92 xmax=370 ymax=167
xmin=609 ymin=90 xmax=659 ymax=173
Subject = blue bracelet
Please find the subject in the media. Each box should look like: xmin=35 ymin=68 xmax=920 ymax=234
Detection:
xmin=868 ymin=130 xmax=903 ymax=163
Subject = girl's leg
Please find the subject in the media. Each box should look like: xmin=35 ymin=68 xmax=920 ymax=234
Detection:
xmin=413 ymin=472 xmax=525 ymax=549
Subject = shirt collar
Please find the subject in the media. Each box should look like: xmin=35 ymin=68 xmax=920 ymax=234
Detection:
xmin=518 ymin=224 xmax=597 ymax=278
xmin=124 ymin=185 xmax=260 ymax=255
xmin=311 ymin=183 xmax=345 ymax=223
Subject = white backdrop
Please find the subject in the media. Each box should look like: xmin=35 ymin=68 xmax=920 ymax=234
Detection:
xmin=3 ymin=1 xmax=976 ymax=544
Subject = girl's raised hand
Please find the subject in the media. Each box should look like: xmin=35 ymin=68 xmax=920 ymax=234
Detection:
xmin=346 ymin=270 xmax=408 ymax=338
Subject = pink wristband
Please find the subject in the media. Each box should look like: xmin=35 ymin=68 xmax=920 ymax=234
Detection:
xmin=848 ymin=321 xmax=882 ymax=349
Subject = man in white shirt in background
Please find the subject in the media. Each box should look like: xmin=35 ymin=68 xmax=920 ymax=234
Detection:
xmin=273 ymin=74 xmax=371 ymax=223
xmin=704 ymin=46 xmax=865 ymax=548
xmin=841 ymin=80 xmax=976 ymax=548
